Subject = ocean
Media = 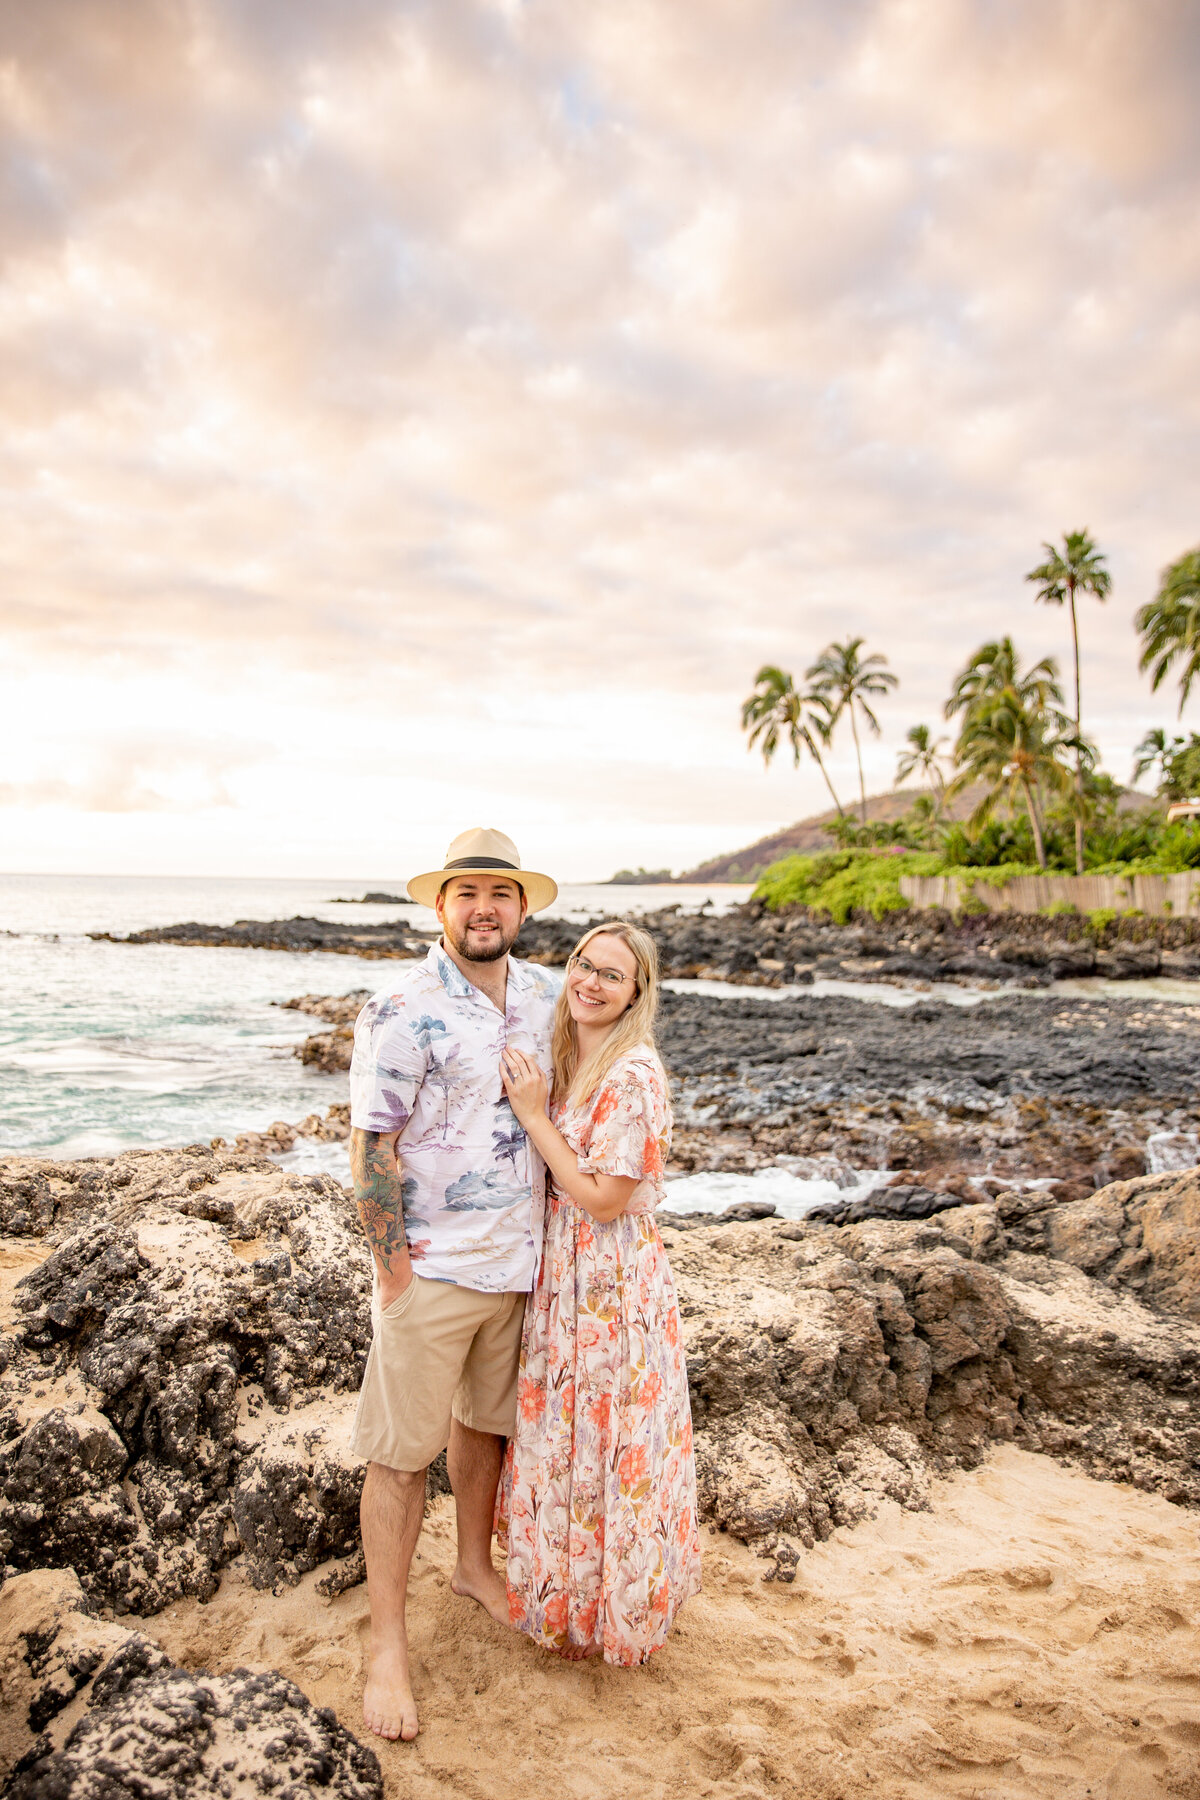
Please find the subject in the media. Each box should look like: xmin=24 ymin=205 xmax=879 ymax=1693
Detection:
xmin=0 ymin=872 xmax=747 ymax=1166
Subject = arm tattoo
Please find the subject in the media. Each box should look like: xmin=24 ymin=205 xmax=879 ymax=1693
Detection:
xmin=350 ymin=1128 xmax=407 ymax=1276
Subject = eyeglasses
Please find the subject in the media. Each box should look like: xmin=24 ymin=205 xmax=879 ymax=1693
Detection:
xmin=567 ymin=953 xmax=634 ymax=990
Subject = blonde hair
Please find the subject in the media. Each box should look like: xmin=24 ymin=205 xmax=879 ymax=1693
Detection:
xmin=551 ymin=921 xmax=660 ymax=1109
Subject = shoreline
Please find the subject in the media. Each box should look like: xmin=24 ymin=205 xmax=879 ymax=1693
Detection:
xmin=91 ymin=900 xmax=1200 ymax=987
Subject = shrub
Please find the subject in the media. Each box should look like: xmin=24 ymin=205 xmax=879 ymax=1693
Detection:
xmin=753 ymin=849 xmax=943 ymax=922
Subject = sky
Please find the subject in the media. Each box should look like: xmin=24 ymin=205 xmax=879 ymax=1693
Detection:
xmin=1 ymin=0 xmax=1198 ymax=882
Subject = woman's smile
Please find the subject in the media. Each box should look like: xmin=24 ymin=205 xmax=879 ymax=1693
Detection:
xmin=564 ymin=933 xmax=639 ymax=1029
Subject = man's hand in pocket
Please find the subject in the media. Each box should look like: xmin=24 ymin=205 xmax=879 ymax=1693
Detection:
xmin=379 ymin=1265 xmax=415 ymax=1311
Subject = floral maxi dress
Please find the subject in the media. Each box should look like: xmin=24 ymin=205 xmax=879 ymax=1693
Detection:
xmin=499 ymin=1046 xmax=702 ymax=1665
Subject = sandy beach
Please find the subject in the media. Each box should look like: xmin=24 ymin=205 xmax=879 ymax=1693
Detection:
xmin=137 ymin=1447 xmax=1200 ymax=1800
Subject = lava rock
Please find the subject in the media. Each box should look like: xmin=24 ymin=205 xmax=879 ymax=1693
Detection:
xmin=674 ymin=1200 xmax=1200 ymax=1574
xmin=0 ymin=1570 xmax=382 ymax=1800
xmin=1039 ymin=1165 xmax=1200 ymax=1318
xmin=805 ymin=1185 xmax=964 ymax=1226
xmin=5 ymin=1146 xmax=1200 ymax=1608
xmin=1 ymin=1151 xmax=372 ymax=1611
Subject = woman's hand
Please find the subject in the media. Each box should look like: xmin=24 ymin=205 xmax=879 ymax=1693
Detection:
xmin=500 ymin=1046 xmax=549 ymax=1125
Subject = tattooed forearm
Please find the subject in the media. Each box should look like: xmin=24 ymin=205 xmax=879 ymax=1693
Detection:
xmin=350 ymin=1128 xmax=408 ymax=1277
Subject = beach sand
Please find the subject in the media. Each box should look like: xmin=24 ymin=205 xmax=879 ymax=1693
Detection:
xmin=144 ymin=1446 xmax=1200 ymax=1800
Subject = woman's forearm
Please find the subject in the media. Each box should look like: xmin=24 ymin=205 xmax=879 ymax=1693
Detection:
xmin=521 ymin=1109 xmax=635 ymax=1223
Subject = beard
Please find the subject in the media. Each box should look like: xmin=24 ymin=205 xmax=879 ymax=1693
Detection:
xmin=442 ymin=918 xmax=522 ymax=964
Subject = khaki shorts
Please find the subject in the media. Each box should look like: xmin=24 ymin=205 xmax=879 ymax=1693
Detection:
xmin=350 ymin=1274 xmax=526 ymax=1473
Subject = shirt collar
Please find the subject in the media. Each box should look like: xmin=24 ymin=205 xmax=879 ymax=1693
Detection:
xmin=428 ymin=940 xmax=531 ymax=1002
xmin=429 ymin=941 xmax=477 ymax=1000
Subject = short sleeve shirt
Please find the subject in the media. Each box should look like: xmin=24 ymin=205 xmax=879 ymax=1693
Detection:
xmin=551 ymin=1046 xmax=672 ymax=1215
xmin=349 ymin=943 xmax=560 ymax=1292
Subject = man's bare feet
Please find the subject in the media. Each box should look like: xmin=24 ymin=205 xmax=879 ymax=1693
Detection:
xmin=363 ymin=1643 xmax=419 ymax=1742
xmin=449 ymin=1559 xmax=512 ymax=1628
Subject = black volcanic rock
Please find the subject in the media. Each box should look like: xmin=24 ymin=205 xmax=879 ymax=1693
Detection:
xmin=282 ymin=977 xmax=1200 ymax=1190
xmin=98 ymin=895 xmax=1200 ymax=988
xmin=9 ymin=1666 xmax=384 ymax=1800
xmin=0 ymin=1569 xmax=382 ymax=1799
xmin=93 ymin=914 xmax=433 ymax=956
xmin=1 ymin=1148 xmax=371 ymax=1611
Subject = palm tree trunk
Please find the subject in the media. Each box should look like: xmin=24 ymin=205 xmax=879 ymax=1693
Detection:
xmin=1069 ymin=583 xmax=1085 ymax=875
xmin=807 ymin=736 xmax=845 ymax=818
xmin=849 ymin=702 xmax=866 ymax=822
xmin=931 ymin=764 xmax=945 ymax=822
xmin=1021 ymin=778 xmax=1048 ymax=870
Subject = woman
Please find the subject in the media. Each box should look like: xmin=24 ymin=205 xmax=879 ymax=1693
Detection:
xmin=497 ymin=921 xmax=701 ymax=1666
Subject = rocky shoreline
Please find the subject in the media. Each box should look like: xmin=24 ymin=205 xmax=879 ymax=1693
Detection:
xmin=2 ymin=1145 xmax=1198 ymax=1789
xmin=277 ymin=983 xmax=1200 ymax=1201
xmin=94 ymin=899 xmax=1200 ymax=985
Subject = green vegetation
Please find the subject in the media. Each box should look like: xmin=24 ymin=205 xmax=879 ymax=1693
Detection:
xmin=741 ymin=666 xmax=844 ymax=816
xmin=1025 ymin=530 xmax=1111 ymax=872
xmin=607 ymin=866 xmax=674 ymax=885
xmin=821 ymin=773 xmax=1200 ymax=874
xmin=739 ymin=528 xmax=1200 ymax=909
xmin=1136 ymin=546 xmax=1200 ymax=718
xmin=943 ymin=636 xmax=1081 ymax=871
xmin=754 ymin=850 xmax=942 ymax=922
xmin=895 ymin=724 xmax=949 ymax=816
xmin=1132 ymin=729 xmax=1200 ymax=803
xmin=804 ymin=637 xmax=898 ymax=823
xmin=754 ymin=832 xmax=1200 ymax=922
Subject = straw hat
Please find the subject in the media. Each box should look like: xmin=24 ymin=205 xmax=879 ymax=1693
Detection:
xmin=406 ymin=828 xmax=558 ymax=913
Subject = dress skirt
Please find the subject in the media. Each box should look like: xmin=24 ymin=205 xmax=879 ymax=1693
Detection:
xmin=498 ymin=1179 xmax=702 ymax=1665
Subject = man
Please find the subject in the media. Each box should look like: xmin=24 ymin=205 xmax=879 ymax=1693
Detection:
xmin=348 ymin=828 xmax=559 ymax=1743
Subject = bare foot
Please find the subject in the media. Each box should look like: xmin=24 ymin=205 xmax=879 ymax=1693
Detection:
xmin=450 ymin=1560 xmax=512 ymax=1628
xmin=363 ymin=1643 xmax=419 ymax=1742
xmin=557 ymin=1640 xmax=602 ymax=1661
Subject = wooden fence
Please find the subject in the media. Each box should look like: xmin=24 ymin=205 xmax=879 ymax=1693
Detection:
xmin=897 ymin=872 xmax=1200 ymax=918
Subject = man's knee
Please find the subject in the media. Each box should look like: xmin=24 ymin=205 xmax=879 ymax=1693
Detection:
xmin=367 ymin=1460 xmax=427 ymax=1489
xmin=362 ymin=1461 xmax=427 ymax=1514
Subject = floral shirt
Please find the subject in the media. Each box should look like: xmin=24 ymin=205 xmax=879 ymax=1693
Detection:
xmin=349 ymin=942 xmax=559 ymax=1292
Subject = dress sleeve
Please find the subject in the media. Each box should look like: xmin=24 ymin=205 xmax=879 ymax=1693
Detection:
xmin=577 ymin=1059 xmax=670 ymax=1181
xmin=349 ymin=996 xmax=428 ymax=1133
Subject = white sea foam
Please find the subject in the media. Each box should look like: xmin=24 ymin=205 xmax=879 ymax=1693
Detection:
xmin=1145 ymin=1129 xmax=1200 ymax=1174
xmin=661 ymin=1164 xmax=891 ymax=1219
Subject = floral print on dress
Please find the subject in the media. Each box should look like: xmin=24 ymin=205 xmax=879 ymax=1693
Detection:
xmin=498 ymin=1048 xmax=702 ymax=1665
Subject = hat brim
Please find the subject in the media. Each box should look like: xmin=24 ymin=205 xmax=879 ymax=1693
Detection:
xmin=406 ymin=865 xmax=559 ymax=913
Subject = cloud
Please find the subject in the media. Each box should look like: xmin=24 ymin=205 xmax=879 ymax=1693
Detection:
xmin=0 ymin=724 xmax=270 ymax=814
xmin=0 ymin=1 xmax=1198 ymax=873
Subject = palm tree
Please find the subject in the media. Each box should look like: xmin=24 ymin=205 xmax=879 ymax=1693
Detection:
xmin=1025 ymin=529 xmax=1111 ymax=873
xmin=805 ymin=637 xmax=898 ymax=823
xmin=895 ymin=724 xmax=950 ymax=817
xmin=944 ymin=636 xmax=1064 ymax=727
xmin=1131 ymin=727 xmax=1173 ymax=790
xmin=947 ymin=692 xmax=1078 ymax=870
xmin=1136 ymin=546 xmax=1200 ymax=718
xmin=944 ymin=639 xmax=1077 ymax=870
xmin=740 ymin=665 xmax=845 ymax=817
